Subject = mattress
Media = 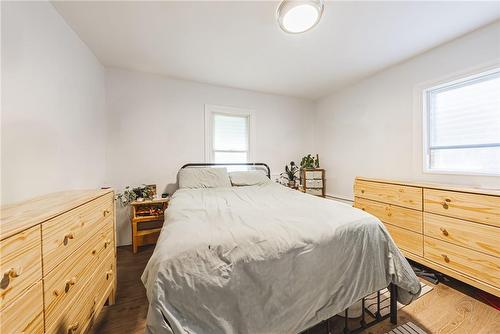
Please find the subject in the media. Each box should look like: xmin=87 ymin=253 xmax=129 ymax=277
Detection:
xmin=141 ymin=183 xmax=421 ymax=334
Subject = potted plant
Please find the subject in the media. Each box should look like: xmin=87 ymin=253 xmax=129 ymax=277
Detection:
xmin=116 ymin=185 xmax=156 ymax=206
xmin=300 ymin=154 xmax=320 ymax=170
xmin=281 ymin=161 xmax=299 ymax=188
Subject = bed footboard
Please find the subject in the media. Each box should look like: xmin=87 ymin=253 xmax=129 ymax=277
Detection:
xmin=316 ymin=283 xmax=398 ymax=334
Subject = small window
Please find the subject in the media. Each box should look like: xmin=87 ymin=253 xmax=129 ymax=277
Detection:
xmin=205 ymin=105 xmax=253 ymax=163
xmin=423 ymin=68 xmax=500 ymax=175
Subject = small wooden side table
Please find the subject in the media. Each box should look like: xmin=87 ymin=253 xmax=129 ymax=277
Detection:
xmin=130 ymin=198 xmax=169 ymax=253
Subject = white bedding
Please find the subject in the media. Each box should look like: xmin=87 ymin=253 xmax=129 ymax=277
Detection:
xmin=141 ymin=183 xmax=421 ymax=334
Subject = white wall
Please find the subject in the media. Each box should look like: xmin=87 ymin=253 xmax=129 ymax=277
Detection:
xmin=1 ymin=1 xmax=107 ymax=204
xmin=105 ymin=68 xmax=315 ymax=245
xmin=315 ymin=21 xmax=500 ymax=200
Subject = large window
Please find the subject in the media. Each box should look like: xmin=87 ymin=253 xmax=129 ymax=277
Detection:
xmin=423 ymin=68 xmax=500 ymax=175
xmin=205 ymin=105 xmax=253 ymax=163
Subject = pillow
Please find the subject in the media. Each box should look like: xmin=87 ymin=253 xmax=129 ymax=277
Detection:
xmin=229 ymin=171 xmax=271 ymax=186
xmin=178 ymin=168 xmax=231 ymax=189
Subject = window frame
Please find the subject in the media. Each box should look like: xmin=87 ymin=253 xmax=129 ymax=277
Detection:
xmin=204 ymin=104 xmax=255 ymax=163
xmin=422 ymin=67 xmax=500 ymax=176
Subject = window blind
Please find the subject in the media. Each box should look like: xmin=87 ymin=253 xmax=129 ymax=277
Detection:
xmin=213 ymin=113 xmax=249 ymax=163
xmin=426 ymin=70 xmax=500 ymax=175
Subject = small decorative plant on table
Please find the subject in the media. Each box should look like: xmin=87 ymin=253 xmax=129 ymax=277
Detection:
xmin=280 ymin=161 xmax=299 ymax=188
xmin=300 ymin=154 xmax=320 ymax=169
xmin=116 ymin=185 xmax=156 ymax=206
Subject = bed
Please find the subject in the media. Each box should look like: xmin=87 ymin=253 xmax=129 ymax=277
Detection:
xmin=141 ymin=163 xmax=421 ymax=334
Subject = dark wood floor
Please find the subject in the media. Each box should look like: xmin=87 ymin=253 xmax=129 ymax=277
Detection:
xmin=91 ymin=246 xmax=499 ymax=334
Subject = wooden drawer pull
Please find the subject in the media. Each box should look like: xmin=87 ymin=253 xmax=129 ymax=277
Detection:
xmin=104 ymin=239 xmax=112 ymax=248
xmin=106 ymin=270 xmax=113 ymax=280
xmin=440 ymin=227 xmax=449 ymax=236
xmin=442 ymin=254 xmax=450 ymax=263
xmin=67 ymin=322 xmax=79 ymax=333
xmin=63 ymin=232 xmax=75 ymax=245
xmin=441 ymin=198 xmax=451 ymax=210
xmin=103 ymin=209 xmax=111 ymax=217
xmin=64 ymin=277 xmax=77 ymax=292
xmin=1 ymin=268 xmax=19 ymax=288
xmin=4 ymin=267 xmax=19 ymax=279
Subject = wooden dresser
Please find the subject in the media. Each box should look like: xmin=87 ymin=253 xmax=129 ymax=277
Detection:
xmin=353 ymin=177 xmax=500 ymax=297
xmin=0 ymin=189 xmax=116 ymax=334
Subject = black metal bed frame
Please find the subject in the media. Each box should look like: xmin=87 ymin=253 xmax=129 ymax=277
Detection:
xmin=181 ymin=162 xmax=271 ymax=179
xmin=180 ymin=162 xmax=398 ymax=333
xmin=324 ymin=283 xmax=398 ymax=334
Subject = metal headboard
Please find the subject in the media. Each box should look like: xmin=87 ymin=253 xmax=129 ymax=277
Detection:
xmin=181 ymin=163 xmax=271 ymax=179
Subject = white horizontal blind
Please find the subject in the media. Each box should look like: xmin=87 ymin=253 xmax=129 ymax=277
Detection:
xmin=213 ymin=113 xmax=249 ymax=163
xmin=426 ymin=69 xmax=500 ymax=175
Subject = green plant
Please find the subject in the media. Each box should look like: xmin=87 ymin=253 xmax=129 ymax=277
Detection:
xmin=281 ymin=161 xmax=299 ymax=182
xmin=300 ymin=154 xmax=320 ymax=169
xmin=116 ymin=185 xmax=155 ymax=206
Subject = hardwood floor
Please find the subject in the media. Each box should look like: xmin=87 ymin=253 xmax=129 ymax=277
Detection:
xmin=91 ymin=246 xmax=499 ymax=334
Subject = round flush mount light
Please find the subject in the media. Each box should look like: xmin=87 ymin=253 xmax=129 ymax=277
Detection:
xmin=277 ymin=0 xmax=324 ymax=34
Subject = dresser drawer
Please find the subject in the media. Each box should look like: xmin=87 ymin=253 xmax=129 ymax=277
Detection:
xmin=304 ymin=170 xmax=323 ymax=179
xmin=0 ymin=280 xmax=44 ymax=334
xmin=355 ymin=197 xmax=422 ymax=233
xmin=80 ymin=252 xmax=115 ymax=333
xmin=384 ymin=223 xmax=423 ymax=256
xmin=424 ymin=237 xmax=500 ymax=288
xmin=306 ymin=188 xmax=323 ymax=196
xmin=49 ymin=252 xmax=115 ymax=334
xmin=0 ymin=225 xmax=42 ymax=309
xmin=424 ymin=213 xmax=500 ymax=257
xmin=42 ymin=193 xmax=114 ymax=274
xmin=424 ymin=189 xmax=500 ymax=227
xmin=44 ymin=225 xmax=114 ymax=331
xmin=305 ymin=179 xmax=323 ymax=188
xmin=354 ymin=180 xmax=422 ymax=210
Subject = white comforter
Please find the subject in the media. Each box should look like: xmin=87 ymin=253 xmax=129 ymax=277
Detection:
xmin=141 ymin=183 xmax=421 ymax=334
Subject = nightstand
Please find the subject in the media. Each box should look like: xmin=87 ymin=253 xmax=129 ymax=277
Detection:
xmin=130 ymin=198 xmax=169 ymax=253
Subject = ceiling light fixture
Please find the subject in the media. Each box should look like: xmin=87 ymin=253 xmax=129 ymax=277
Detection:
xmin=277 ymin=0 xmax=324 ymax=34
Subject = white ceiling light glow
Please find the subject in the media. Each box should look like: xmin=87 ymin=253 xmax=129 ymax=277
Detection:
xmin=277 ymin=0 xmax=324 ymax=34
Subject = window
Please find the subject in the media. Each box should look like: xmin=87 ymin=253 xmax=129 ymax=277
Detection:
xmin=423 ymin=68 xmax=500 ymax=175
xmin=205 ymin=105 xmax=253 ymax=163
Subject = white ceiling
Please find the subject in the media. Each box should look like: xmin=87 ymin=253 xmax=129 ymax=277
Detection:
xmin=52 ymin=1 xmax=500 ymax=99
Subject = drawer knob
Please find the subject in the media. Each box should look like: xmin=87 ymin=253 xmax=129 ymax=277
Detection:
xmin=106 ymin=270 xmax=113 ymax=280
xmin=63 ymin=233 xmax=75 ymax=245
xmin=4 ymin=268 xmax=19 ymax=279
xmin=64 ymin=277 xmax=77 ymax=292
xmin=440 ymin=227 xmax=449 ymax=236
xmin=103 ymin=209 xmax=111 ymax=217
xmin=104 ymin=239 xmax=112 ymax=248
xmin=442 ymin=202 xmax=449 ymax=209
xmin=67 ymin=322 xmax=79 ymax=333
xmin=442 ymin=254 xmax=450 ymax=263
xmin=1 ymin=268 xmax=19 ymax=288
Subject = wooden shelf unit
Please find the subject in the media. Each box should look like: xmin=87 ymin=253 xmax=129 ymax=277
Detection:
xmin=131 ymin=198 xmax=169 ymax=253
xmin=300 ymin=168 xmax=326 ymax=197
